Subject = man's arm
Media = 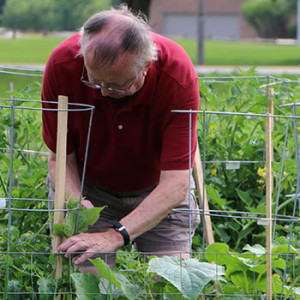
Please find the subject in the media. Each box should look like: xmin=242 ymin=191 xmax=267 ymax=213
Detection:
xmin=121 ymin=169 xmax=189 ymax=240
xmin=48 ymin=150 xmax=93 ymax=208
xmin=57 ymin=169 xmax=189 ymax=264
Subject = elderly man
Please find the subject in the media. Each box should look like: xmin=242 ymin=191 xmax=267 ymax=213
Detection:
xmin=42 ymin=6 xmax=200 ymax=269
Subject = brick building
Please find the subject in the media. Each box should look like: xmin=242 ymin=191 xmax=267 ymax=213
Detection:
xmin=149 ymin=0 xmax=258 ymax=40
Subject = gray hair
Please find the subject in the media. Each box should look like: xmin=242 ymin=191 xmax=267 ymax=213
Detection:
xmin=79 ymin=5 xmax=158 ymax=74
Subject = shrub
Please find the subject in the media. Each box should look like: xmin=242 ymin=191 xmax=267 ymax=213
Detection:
xmin=242 ymin=0 xmax=292 ymax=38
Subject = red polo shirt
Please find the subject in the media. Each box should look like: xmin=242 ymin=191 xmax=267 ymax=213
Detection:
xmin=42 ymin=32 xmax=199 ymax=192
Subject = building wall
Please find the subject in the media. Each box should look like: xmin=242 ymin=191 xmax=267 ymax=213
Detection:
xmin=149 ymin=0 xmax=258 ymax=40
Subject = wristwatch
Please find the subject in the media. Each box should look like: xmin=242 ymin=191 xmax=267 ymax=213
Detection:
xmin=110 ymin=219 xmax=130 ymax=246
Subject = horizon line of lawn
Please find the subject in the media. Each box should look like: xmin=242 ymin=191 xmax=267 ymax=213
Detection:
xmin=0 ymin=36 xmax=300 ymax=66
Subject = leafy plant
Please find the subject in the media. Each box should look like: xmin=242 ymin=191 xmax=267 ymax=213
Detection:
xmin=205 ymin=242 xmax=300 ymax=298
xmin=53 ymin=198 xmax=105 ymax=238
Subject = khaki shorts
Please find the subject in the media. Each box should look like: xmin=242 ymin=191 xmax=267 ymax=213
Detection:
xmin=48 ymin=176 xmax=200 ymax=264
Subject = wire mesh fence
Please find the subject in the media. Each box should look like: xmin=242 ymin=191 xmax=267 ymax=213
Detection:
xmin=0 ymin=66 xmax=299 ymax=299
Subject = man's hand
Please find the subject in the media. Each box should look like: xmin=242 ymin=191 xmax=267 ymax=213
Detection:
xmin=56 ymin=229 xmax=124 ymax=265
xmin=81 ymin=199 xmax=94 ymax=209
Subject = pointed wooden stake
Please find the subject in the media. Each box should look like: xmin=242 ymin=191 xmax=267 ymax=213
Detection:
xmin=266 ymin=88 xmax=274 ymax=300
xmin=193 ymin=141 xmax=214 ymax=245
xmin=52 ymin=96 xmax=68 ymax=285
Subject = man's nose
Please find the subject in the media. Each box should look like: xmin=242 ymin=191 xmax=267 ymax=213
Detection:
xmin=100 ymin=86 xmax=110 ymax=97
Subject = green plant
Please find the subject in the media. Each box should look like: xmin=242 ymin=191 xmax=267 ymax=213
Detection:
xmin=205 ymin=242 xmax=300 ymax=298
xmin=242 ymin=0 xmax=292 ymax=38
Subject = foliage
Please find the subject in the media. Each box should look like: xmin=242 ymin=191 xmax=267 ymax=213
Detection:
xmin=0 ymin=73 xmax=300 ymax=298
xmin=1 ymin=0 xmax=111 ymax=34
xmin=205 ymin=242 xmax=300 ymax=298
xmin=52 ymin=0 xmax=111 ymax=31
xmin=53 ymin=199 xmax=105 ymax=238
xmin=1 ymin=0 xmax=57 ymax=36
xmin=242 ymin=0 xmax=294 ymax=38
xmin=193 ymin=75 xmax=300 ymax=252
xmin=120 ymin=0 xmax=152 ymax=17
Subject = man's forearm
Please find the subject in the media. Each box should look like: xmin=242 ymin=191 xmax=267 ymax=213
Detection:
xmin=120 ymin=170 xmax=189 ymax=242
xmin=48 ymin=150 xmax=82 ymax=200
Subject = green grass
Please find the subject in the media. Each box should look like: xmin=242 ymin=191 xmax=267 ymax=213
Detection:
xmin=175 ymin=39 xmax=300 ymax=66
xmin=0 ymin=36 xmax=300 ymax=66
xmin=0 ymin=73 xmax=42 ymax=98
xmin=0 ymin=36 xmax=65 ymax=64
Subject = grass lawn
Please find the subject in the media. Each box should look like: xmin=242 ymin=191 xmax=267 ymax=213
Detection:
xmin=0 ymin=36 xmax=65 ymax=64
xmin=0 ymin=36 xmax=300 ymax=66
xmin=0 ymin=36 xmax=300 ymax=97
xmin=0 ymin=73 xmax=42 ymax=98
xmin=174 ymin=39 xmax=300 ymax=66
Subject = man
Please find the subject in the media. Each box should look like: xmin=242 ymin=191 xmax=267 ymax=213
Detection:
xmin=42 ymin=6 xmax=200 ymax=270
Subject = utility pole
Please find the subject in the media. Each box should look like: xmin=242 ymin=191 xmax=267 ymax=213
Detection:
xmin=298 ymin=0 xmax=300 ymax=45
xmin=197 ymin=0 xmax=205 ymax=65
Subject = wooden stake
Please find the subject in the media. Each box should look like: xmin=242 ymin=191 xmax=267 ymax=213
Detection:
xmin=193 ymin=141 xmax=215 ymax=245
xmin=53 ymin=96 xmax=68 ymax=282
xmin=266 ymin=88 xmax=274 ymax=300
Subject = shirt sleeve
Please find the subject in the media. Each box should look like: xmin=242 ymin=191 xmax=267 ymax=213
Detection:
xmin=160 ymin=77 xmax=199 ymax=170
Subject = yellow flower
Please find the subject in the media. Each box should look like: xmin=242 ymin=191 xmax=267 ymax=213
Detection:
xmin=283 ymin=171 xmax=288 ymax=177
xmin=210 ymin=133 xmax=216 ymax=139
xmin=273 ymin=274 xmax=281 ymax=280
xmin=211 ymin=169 xmax=217 ymax=176
xmin=257 ymin=167 xmax=266 ymax=177
xmin=287 ymin=276 xmax=291 ymax=283
xmin=257 ymin=179 xmax=264 ymax=184
xmin=210 ymin=124 xmax=217 ymax=132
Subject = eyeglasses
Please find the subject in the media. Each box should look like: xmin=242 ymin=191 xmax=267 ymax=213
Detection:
xmin=81 ymin=66 xmax=137 ymax=95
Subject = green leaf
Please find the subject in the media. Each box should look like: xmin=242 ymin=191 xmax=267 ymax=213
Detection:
xmin=8 ymin=280 xmax=21 ymax=300
xmin=230 ymin=271 xmax=256 ymax=293
xmin=251 ymin=258 xmax=285 ymax=274
xmin=205 ymin=243 xmax=249 ymax=276
xmin=292 ymin=287 xmax=300 ymax=296
xmin=257 ymin=274 xmax=288 ymax=295
xmin=77 ymin=207 xmax=105 ymax=234
xmin=206 ymin=186 xmax=227 ymax=207
xmin=243 ymin=244 xmax=265 ymax=256
xmin=148 ymin=256 xmax=223 ymax=299
xmin=272 ymin=244 xmax=299 ymax=255
xmin=236 ymin=189 xmax=253 ymax=206
xmin=71 ymin=272 xmax=100 ymax=300
xmin=109 ymin=272 xmax=143 ymax=300
xmin=90 ymin=257 xmax=121 ymax=288
xmin=37 ymin=278 xmax=55 ymax=300
xmin=205 ymin=243 xmax=230 ymax=265
xmin=53 ymin=204 xmax=105 ymax=238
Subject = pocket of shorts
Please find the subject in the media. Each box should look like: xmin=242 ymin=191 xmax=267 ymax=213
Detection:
xmin=167 ymin=192 xmax=200 ymax=229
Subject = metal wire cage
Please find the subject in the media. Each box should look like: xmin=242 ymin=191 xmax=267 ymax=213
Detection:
xmin=0 ymin=67 xmax=299 ymax=299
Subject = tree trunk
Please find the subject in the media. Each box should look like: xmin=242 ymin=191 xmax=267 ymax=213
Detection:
xmin=122 ymin=0 xmax=151 ymax=17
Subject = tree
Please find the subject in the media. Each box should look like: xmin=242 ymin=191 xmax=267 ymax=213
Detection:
xmin=53 ymin=0 xmax=111 ymax=31
xmin=120 ymin=0 xmax=152 ymax=18
xmin=0 ymin=0 xmax=5 ymax=14
xmin=1 ymin=0 xmax=111 ymax=35
xmin=242 ymin=0 xmax=295 ymax=38
xmin=1 ymin=0 xmax=31 ymax=37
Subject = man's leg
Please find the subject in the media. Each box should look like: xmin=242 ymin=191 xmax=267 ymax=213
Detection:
xmin=133 ymin=190 xmax=200 ymax=258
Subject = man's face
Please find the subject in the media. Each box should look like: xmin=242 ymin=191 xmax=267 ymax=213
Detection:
xmin=83 ymin=50 xmax=146 ymax=99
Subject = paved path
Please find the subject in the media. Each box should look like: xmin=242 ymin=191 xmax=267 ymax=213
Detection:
xmin=1 ymin=64 xmax=300 ymax=75
xmin=195 ymin=65 xmax=300 ymax=75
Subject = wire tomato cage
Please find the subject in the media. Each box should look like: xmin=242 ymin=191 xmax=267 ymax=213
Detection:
xmin=0 ymin=66 xmax=300 ymax=299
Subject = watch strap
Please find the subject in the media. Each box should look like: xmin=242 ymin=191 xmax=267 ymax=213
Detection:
xmin=110 ymin=219 xmax=130 ymax=246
